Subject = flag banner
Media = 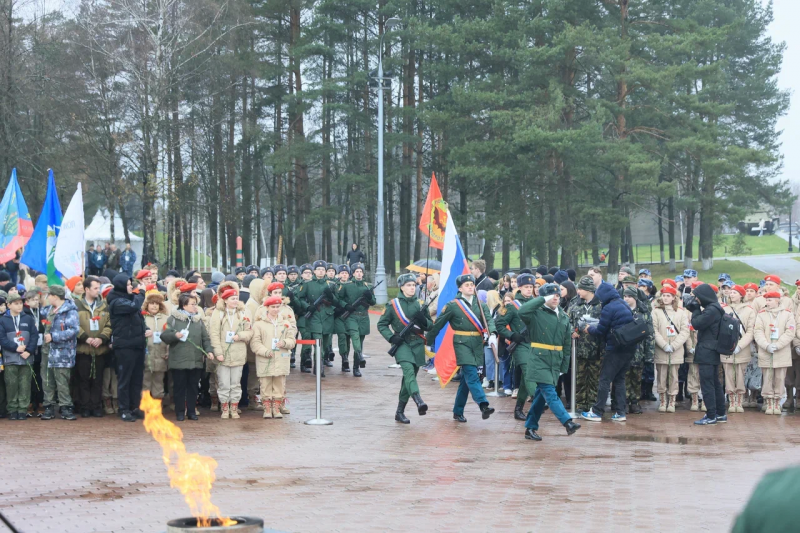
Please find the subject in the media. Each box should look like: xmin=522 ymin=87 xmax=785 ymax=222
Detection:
xmin=54 ymin=183 xmax=85 ymax=279
xmin=418 ymin=173 xmax=447 ymax=250
xmin=21 ymin=169 xmax=63 ymax=285
xmin=0 ymin=168 xmax=33 ymax=263
xmin=433 ymin=209 xmax=470 ymax=388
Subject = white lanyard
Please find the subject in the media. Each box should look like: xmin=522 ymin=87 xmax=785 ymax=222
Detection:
xmin=12 ymin=314 xmax=20 ymax=334
xmin=226 ymin=309 xmax=236 ymax=331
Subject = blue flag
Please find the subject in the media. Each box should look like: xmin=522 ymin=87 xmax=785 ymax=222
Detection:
xmin=0 ymin=168 xmax=34 ymax=263
xmin=21 ymin=169 xmax=63 ymax=284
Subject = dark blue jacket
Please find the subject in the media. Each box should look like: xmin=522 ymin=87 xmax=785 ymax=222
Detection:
xmin=588 ymin=282 xmax=634 ymax=349
xmin=0 ymin=311 xmax=39 ymax=365
xmin=89 ymin=250 xmax=107 ymax=270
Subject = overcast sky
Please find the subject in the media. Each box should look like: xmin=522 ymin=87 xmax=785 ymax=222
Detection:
xmin=768 ymin=0 xmax=798 ymax=184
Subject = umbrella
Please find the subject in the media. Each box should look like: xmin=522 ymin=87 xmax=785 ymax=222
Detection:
xmin=406 ymin=259 xmax=442 ymax=274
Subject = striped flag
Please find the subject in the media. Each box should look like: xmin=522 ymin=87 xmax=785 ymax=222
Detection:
xmin=21 ymin=169 xmax=63 ymax=285
xmin=0 ymin=169 xmax=33 ymax=263
xmin=433 ymin=209 xmax=470 ymax=388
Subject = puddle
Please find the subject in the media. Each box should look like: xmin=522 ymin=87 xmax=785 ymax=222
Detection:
xmin=602 ymin=435 xmax=711 ymax=445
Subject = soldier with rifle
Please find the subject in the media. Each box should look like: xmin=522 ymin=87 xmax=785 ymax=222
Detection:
xmin=378 ymin=273 xmax=432 ymax=423
xmin=496 ymin=273 xmax=536 ymax=420
xmin=295 ymin=264 xmax=313 ymax=372
xmin=337 ymin=263 xmax=378 ymax=377
xmin=294 ymin=260 xmax=340 ymax=377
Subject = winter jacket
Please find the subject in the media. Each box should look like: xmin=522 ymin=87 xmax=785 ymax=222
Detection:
xmin=688 ymin=283 xmax=724 ymax=365
xmin=75 ymin=297 xmax=112 ymax=357
xmin=630 ymin=301 xmax=655 ymax=366
xmin=377 ymin=293 xmax=432 ymax=366
xmin=106 ymin=274 xmax=147 ymax=350
xmin=89 ymin=250 xmax=107 ymax=271
xmin=475 ymin=274 xmax=495 ymax=293
xmin=338 ymin=279 xmax=375 ymax=336
xmin=120 ymin=249 xmax=137 ymax=275
xmin=0 ymin=311 xmax=39 ymax=366
xmin=518 ymin=296 xmax=571 ymax=386
xmin=588 ymin=282 xmax=634 ymax=350
xmin=752 ymin=294 xmax=795 ymax=314
xmin=144 ymin=311 xmax=170 ymax=373
xmin=567 ymin=294 xmax=603 ymax=361
xmin=250 ymin=306 xmax=297 ymax=377
xmin=208 ymin=301 xmax=253 ymax=367
xmin=106 ymin=249 xmax=121 ymax=271
xmin=753 ymin=307 xmax=796 ymax=369
xmin=723 ymin=302 xmax=756 ymax=365
xmin=426 ymin=293 xmax=496 ymax=367
xmin=496 ymin=294 xmax=534 ymax=366
xmin=345 ymin=247 xmax=366 ymax=265
xmin=295 ymin=277 xmax=341 ymax=335
xmin=160 ymin=309 xmax=212 ymax=370
xmin=45 ymin=299 xmax=80 ymax=368
xmin=652 ymin=300 xmax=691 ymax=366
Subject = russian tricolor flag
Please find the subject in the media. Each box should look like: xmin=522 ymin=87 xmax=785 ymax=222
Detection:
xmin=433 ymin=209 xmax=470 ymax=388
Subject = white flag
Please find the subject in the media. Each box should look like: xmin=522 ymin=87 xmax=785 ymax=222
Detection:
xmin=54 ymin=183 xmax=85 ymax=278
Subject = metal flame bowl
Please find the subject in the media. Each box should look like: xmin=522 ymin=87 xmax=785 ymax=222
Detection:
xmin=166 ymin=517 xmax=264 ymax=532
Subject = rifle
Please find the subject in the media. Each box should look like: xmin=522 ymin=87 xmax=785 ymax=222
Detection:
xmin=303 ymin=286 xmax=334 ymax=320
xmin=388 ymin=296 xmax=434 ymax=357
xmin=506 ymin=326 xmax=528 ymax=356
xmin=340 ymin=280 xmax=384 ymax=320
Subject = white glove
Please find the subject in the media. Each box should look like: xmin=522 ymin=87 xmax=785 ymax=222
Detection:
xmin=795 ymin=346 xmax=800 ymax=356
xmin=690 ymin=348 xmax=695 ymax=355
xmin=664 ymin=345 xmax=673 ymax=353
xmin=543 ymin=294 xmax=556 ymax=303
xmin=734 ymin=346 xmax=741 ymax=355
xmin=767 ymin=344 xmax=777 ymax=354
xmin=488 ymin=334 xmax=498 ymax=350
xmin=427 ymin=346 xmax=434 ymax=352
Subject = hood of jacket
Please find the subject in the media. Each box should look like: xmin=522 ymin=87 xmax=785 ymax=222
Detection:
xmin=693 ymin=283 xmax=718 ymax=306
xmin=169 ymin=308 xmax=204 ymax=323
xmin=595 ymin=282 xmax=621 ymax=306
xmin=112 ymin=273 xmax=131 ymax=294
xmin=249 ymin=279 xmax=266 ymax=304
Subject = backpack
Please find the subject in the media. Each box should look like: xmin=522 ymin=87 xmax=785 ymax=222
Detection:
xmin=612 ymin=307 xmax=649 ymax=347
xmin=716 ymin=311 xmax=742 ymax=356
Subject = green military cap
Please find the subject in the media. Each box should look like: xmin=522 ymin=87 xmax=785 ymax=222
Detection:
xmin=7 ymin=293 xmax=21 ymax=304
xmin=49 ymin=285 xmax=66 ymax=298
xmin=621 ymin=275 xmax=639 ymax=285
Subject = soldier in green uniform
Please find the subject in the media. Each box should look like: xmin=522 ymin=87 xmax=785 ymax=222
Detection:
xmin=287 ymin=265 xmax=300 ymax=286
xmin=496 ymin=273 xmax=536 ymax=420
xmin=326 ymin=263 xmax=338 ymax=281
xmin=273 ymin=264 xmax=299 ymax=369
xmin=333 ymin=265 xmax=351 ymax=371
xmin=426 ymin=274 xmax=497 ymax=422
xmin=295 ymin=260 xmax=340 ymax=377
xmin=517 ymin=282 xmax=581 ymax=441
xmin=296 ymin=263 xmax=315 ymax=373
xmin=568 ymin=276 xmax=603 ymax=413
xmin=378 ymin=273 xmax=432 ymax=423
xmin=617 ymin=285 xmax=654 ymax=414
xmin=338 ymin=263 xmax=375 ymax=377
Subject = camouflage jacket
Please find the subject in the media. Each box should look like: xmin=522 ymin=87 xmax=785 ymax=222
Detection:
xmin=567 ymin=295 xmax=603 ymax=361
xmin=631 ymin=301 xmax=655 ymax=366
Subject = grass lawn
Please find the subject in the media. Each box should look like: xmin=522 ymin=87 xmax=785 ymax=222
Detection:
xmin=713 ymin=234 xmax=794 ymax=257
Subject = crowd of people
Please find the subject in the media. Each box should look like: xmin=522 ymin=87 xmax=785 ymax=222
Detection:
xmin=1 ymin=248 xmax=798 ymax=440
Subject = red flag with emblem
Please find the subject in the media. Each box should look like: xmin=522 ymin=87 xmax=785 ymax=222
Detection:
xmin=418 ymin=173 xmax=447 ymax=250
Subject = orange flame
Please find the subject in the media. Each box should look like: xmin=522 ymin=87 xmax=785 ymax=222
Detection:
xmin=140 ymin=391 xmax=235 ymax=527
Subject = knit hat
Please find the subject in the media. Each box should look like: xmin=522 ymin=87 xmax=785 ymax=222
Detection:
xmin=65 ymin=276 xmax=82 ymax=292
xmin=623 ymin=286 xmax=639 ymax=298
xmin=184 ymin=270 xmax=198 ymax=280
xmin=351 ymin=263 xmax=365 ymax=273
xmin=764 ymin=291 xmax=781 ymax=299
xmin=338 ymin=265 xmax=351 ymax=275
xmin=312 ymin=260 xmax=327 ymax=270
xmin=48 ymin=285 xmax=66 ymax=298
xmin=211 ymin=271 xmax=225 ymax=283
xmin=273 ymin=264 xmax=287 ymax=274
xmin=456 ymin=274 xmax=476 ymax=288
xmin=135 ymin=270 xmax=149 ymax=280
xmin=620 ymin=266 xmax=635 ymax=276
xmin=220 ymin=288 xmax=237 ymax=300
xmin=577 ymin=276 xmax=596 ymax=292
xmin=242 ymin=274 xmax=256 ymax=288
xmin=661 ymin=286 xmax=677 ymax=296
xmin=166 ymin=270 xmax=180 ymax=278
xmin=566 ymin=269 xmax=576 ymax=282
xmin=264 ymin=295 xmax=282 ymax=307
xmin=554 ymin=270 xmax=569 ymax=284
xmin=548 ymin=267 xmax=559 ymax=275
xmin=179 ymin=283 xmax=197 ymax=293
xmin=744 ymin=283 xmax=758 ymax=291
xmin=661 ymin=279 xmax=677 ymax=288
xmin=267 ymin=282 xmax=284 ymax=293
xmin=535 ymin=278 xmax=547 ymax=287
xmin=539 ymin=283 xmax=559 ymax=297
xmin=7 ymin=293 xmax=21 ymax=304
xmin=517 ymin=274 xmax=535 ymax=287
xmin=732 ymin=285 xmax=746 ymax=297
xmin=764 ymin=274 xmax=781 ymax=285
xmin=535 ymin=266 xmax=547 ymax=276
xmin=486 ymin=269 xmax=500 ymax=281
xmin=683 ymin=269 xmax=697 ymax=278
xmin=520 ymin=268 xmax=533 ymax=275
xmin=397 ymin=273 xmax=416 ymax=287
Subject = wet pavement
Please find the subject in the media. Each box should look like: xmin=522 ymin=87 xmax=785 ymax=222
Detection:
xmin=2 ymin=317 xmax=799 ymax=532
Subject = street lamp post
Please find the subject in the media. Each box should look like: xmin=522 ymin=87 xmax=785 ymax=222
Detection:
xmin=373 ymin=17 xmax=401 ymax=305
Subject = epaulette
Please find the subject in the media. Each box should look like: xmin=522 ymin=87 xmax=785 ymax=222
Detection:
xmin=759 ymin=309 xmax=767 ymax=313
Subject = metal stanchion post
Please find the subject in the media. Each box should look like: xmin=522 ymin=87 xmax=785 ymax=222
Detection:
xmin=305 ymin=339 xmax=332 ymax=426
xmin=485 ymin=356 xmax=507 ymax=397
xmin=568 ymin=338 xmax=579 ymax=419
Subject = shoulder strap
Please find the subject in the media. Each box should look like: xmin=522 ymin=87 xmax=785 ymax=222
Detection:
xmin=729 ymin=307 xmax=746 ymax=334
xmin=661 ymin=308 xmax=676 ymax=329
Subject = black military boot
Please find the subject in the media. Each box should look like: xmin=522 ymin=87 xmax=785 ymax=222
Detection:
xmin=564 ymin=419 xmax=581 ymax=435
xmin=290 ymin=353 xmax=296 ymax=369
xmin=352 ymin=352 xmax=363 ymax=377
xmin=313 ymin=364 xmax=326 ymax=378
xmin=676 ymin=382 xmax=685 ymax=402
xmin=301 ymin=360 xmax=312 ymax=373
xmin=453 ymin=413 xmax=467 ymax=423
xmin=40 ymin=405 xmax=55 ymax=420
xmin=395 ymin=401 xmax=410 ymax=424
xmin=61 ymin=405 xmax=77 ymax=421
xmin=341 ymin=353 xmax=351 ymax=373
xmin=479 ymin=402 xmax=495 ymax=420
xmin=514 ymin=405 xmax=527 ymax=421
xmin=411 ymin=392 xmax=428 ymax=415
xmin=628 ymin=401 xmax=642 ymax=415
xmin=524 ymin=428 xmax=542 ymax=441
xmin=323 ymin=352 xmax=334 ymax=367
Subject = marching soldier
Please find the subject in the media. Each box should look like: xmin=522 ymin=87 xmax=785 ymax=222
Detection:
xmin=296 ymin=264 xmax=314 ymax=372
xmin=517 ymin=282 xmax=581 ymax=441
xmin=295 ymin=260 xmax=340 ymax=377
xmin=568 ymin=276 xmax=603 ymax=414
xmin=754 ymin=291 xmax=797 ymax=415
xmin=426 ymin=274 xmax=497 ymax=423
xmin=496 ymin=273 xmax=535 ymax=420
xmin=378 ymin=273 xmax=432 ymax=423
xmin=338 ymin=263 xmax=375 ymax=377
xmin=333 ymin=265 xmax=351 ymax=370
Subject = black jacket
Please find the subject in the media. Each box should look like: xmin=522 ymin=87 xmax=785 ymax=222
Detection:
xmin=106 ymin=273 xmax=147 ymax=350
xmin=589 ymin=282 xmax=634 ymax=349
xmin=475 ymin=274 xmax=494 ymax=292
xmin=346 ymin=247 xmax=366 ymax=265
xmin=688 ymin=284 xmax=723 ymax=365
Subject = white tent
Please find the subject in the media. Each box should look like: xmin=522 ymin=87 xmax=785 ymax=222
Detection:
xmin=84 ymin=210 xmax=143 ymax=271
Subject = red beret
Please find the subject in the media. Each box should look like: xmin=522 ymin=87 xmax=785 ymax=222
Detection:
xmin=710 ymin=284 xmax=719 ymax=293
xmin=691 ymin=281 xmax=703 ymax=289
xmin=661 ymin=286 xmax=677 ymax=296
xmin=102 ymin=286 xmax=113 ymax=299
xmin=264 ymin=295 xmax=283 ymax=307
xmin=732 ymin=285 xmax=746 ymax=297
xmin=211 ymin=294 xmax=218 ymax=305
xmin=764 ymin=291 xmax=782 ymax=299
xmin=145 ymin=284 xmax=157 ymax=292
xmin=795 ymin=279 xmax=800 ymax=287
xmin=764 ymin=275 xmax=781 ymax=285
xmin=174 ymin=280 xmax=185 ymax=289
xmin=220 ymin=288 xmax=237 ymax=300
xmin=267 ymin=282 xmax=284 ymax=293
xmin=135 ymin=270 xmax=150 ymax=280
xmin=179 ymin=283 xmax=197 ymax=293
xmin=744 ymin=283 xmax=758 ymax=291
xmin=661 ymin=279 xmax=677 ymax=288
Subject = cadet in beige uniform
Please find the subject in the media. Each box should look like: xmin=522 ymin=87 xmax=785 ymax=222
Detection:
xmin=652 ymin=286 xmax=690 ymax=413
xmin=753 ymin=291 xmax=797 ymax=415
xmin=722 ymin=285 xmax=756 ymax=413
